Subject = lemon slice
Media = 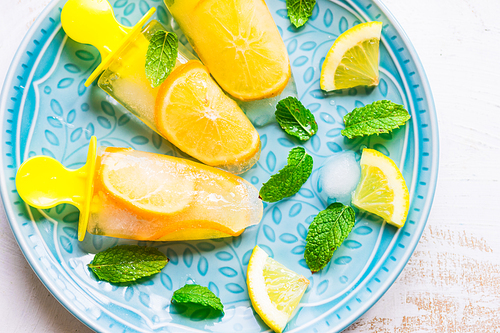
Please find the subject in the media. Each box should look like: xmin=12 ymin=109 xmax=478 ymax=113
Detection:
xmin=351 ymin=148 xmax=410 ymax=227
xmin=100 ymin=148 xmax=195 ymax=216
xmin=155 ymin=60 xmax=261 ymax=174
xmin=320 ymin=21 xmax=382 ymax=91
xmin=247 ymin=245 xmax=309 ymax=333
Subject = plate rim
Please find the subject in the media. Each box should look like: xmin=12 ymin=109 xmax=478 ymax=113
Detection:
xmin=325 ymin=0 xmax=439 ymax=331
xmin=0 ymin=0 xmax=103 ymax=331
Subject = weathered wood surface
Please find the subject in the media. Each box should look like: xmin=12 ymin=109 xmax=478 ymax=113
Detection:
xmin=0 ymin=0 xmax=499 ymax=332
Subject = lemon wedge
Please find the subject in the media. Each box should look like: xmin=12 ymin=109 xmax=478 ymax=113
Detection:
xmin=351 ymin=148 xmax=410 ymax=227
xmin=320 ymin=21 xmax=382 ymax=91
xmin=247 ymin=245 xmax=309 ymax=333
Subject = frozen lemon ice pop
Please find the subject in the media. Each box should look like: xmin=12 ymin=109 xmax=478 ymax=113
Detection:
xmin=61 ymin=0 xmax=261 ymax=173
xmin=15 ymin=137 xmax=263 ymax=241
xmin=165 ymin=0 xmax=291 ymax=102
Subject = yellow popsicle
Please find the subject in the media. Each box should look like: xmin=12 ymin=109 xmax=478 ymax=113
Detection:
xmin=89 ymin=147 xmax=263 ymax=240
xmin=15 ymin=138 xmax=263 ymax=241
xmin=165 ymin=0 xmax=291 ymax=101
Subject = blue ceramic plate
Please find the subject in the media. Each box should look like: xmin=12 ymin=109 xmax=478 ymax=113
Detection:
xmin=0 ymin=0 xmax=438 ymax=332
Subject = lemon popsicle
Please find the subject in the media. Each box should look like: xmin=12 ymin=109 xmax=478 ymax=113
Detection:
xmin=61 ymin=0 xmax=261 ymax=173
xmin=165 ymin=0 xmax=291 ymax=102
xmin=15 ymin=137 xmax=263 ymax=241
xmin=89 ymin=147 xmax=263 ymax=241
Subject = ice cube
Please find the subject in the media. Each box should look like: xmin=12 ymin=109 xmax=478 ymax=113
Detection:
xmin=319 ymin=151 xmax=361 ymax=206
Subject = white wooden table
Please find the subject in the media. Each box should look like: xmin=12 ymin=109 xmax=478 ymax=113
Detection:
xmin=1 ymin=0 xmax=499 ymax=332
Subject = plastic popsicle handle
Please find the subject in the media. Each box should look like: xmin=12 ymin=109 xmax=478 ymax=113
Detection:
xmin=61 ymin=0 xmax=155 ymax=87
xmin=15 ymin=137 xmax=98 ymax=241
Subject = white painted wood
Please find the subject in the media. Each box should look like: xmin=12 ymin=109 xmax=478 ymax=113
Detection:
xmin=0 ymin=0 xmax=499 ymax=332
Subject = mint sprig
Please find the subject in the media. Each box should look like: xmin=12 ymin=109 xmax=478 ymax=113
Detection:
xmin=286 ymin=0 xmax=316 ymax=28
xmin=88 ymin=245 xmax=168 ymax=283
xmin=145 ymin=30 xmax=178 ymax=88
xmin=304 ymin=203 xmax=355 ymax=273
xmin=341 ymin=100 xmax=411 ymax=139
xmin=275 ymin=96 xmax=318 ymax=141
xmin=259 ymin=147 xmax=313 ymax=202
xmin=172 ymin=284 xmax=224 ymax=314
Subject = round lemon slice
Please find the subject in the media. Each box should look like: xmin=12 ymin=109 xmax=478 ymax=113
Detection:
xmin=351 ymin=148 xmax=410 ymax=227
xmin=320 ymin=21 xmax=383 ymax=91
xmin=155 ymin=60 xmax=261 ymax=174
xmin=247 ymin=245 xmax=310 ymax=333
xmin=100 ymin=148 xmax=195 ymax=216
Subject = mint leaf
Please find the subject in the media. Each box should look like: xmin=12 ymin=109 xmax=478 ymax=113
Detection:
xmin=145 ymin=30 xmax=178 ymax=88
xmin=259 ymin=147 xmax=313 ymax=202
xmin=172 ymin=284 xmax=224 ymax=314
xmin=286 ymin=0 xmax=316 ymax=28
xmin=304 ymin=203 xmax=355 ymax=273
xmin=275 ymin=96 xmax=318 ymax=141
xmin=341 ymin=100 xmax=411 ymax=139
xmin=88 ymin=245 xmax=168 ymax=283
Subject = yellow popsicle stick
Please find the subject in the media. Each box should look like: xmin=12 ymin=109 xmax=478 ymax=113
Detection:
xmin=15 ymin=137 xmax=97 ymax=241
xmin=60 ymin=0 xmax=156 ymax=87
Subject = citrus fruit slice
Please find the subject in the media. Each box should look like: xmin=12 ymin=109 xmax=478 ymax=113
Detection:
xmin=247 ymin=245 xmax=310 ymax=333
xmin=100 ymin=148 xmax=195 ymax=216
xmin=166 ymin=0 xmax=290 ymax=101
xmin=351 ymin=148 xmax=410 ymax=227
xmin=155 ymin=60 xmax=261 ymax=174
xmin=320 ymin=21 xmax=382 ymax=91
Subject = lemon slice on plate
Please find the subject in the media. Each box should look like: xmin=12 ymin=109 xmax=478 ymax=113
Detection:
xmin=351 ymin=148 xmax=410 ymax=227
xmin=247 ymin=245 xmax=310 ymax=333
xmin=320 ymin=21 xmax=383 ymax=91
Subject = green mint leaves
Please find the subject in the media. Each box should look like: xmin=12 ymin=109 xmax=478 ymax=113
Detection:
xmin=286 ymin=0 xmax=317 ymax=28
xmin=88 ymin=245 xmax=168 ymax=283
xmin=275 ymin=96 xmax=318 ymax=141
xmin=259 ymin=147 xmax=313 ymax=202
xmin=341 ymin=100 xmax=411 ymax=139
xmin=172 ymin=284 xmax=224 ymax=314
xmin=145 ymin=30 xmax=178 ymax=88
xmin=304 ymin=203 xmax=355 ymax=273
